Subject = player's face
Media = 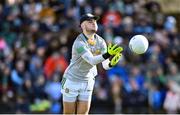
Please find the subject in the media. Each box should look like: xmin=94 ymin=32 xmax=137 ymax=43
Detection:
xmin=84 ymin=19 xmax=98 ymax=33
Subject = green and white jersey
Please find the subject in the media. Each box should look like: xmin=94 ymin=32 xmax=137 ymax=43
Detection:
xmin=63 ymin=33 xmax=107 ymax=82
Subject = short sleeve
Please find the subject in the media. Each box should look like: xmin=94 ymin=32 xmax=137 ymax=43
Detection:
xmin=74 ymin=40 xmax=89 ymax=56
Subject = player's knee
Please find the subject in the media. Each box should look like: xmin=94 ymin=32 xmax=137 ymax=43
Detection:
xmin=77 ymin=107 xmax=89 ymax=114
xmin=77 ymin=101 xmax=91 ymax=114
xmin=63 ymin=101 xmax=76 ymax=114
xmin=63 ymin=108 xmax=76 ymax=114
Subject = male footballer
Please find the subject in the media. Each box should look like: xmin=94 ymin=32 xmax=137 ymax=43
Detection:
xmin=61 ymin=13 xmax=123 ymax=114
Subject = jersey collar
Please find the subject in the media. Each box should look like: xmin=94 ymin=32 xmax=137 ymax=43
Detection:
xmin=81 ymin=33 xmax=96 ymax=41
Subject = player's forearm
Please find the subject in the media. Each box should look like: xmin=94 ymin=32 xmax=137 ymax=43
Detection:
xmin=82 ymin=52 xmax=106 ymax=66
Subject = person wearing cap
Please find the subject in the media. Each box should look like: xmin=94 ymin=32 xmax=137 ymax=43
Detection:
xmin=61 ymin=13 xmax=123 ymax=114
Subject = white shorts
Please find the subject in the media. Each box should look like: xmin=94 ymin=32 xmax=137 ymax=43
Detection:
xmin=61 ymin=77 xmax=95 ymax=102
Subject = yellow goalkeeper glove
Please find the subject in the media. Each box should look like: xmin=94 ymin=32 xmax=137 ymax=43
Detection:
xmin=102 ymin=44 xmax=123 ymax=59
xmin=109 ymin=53 xmax=122 ymax=67
xmin=107 ymin=44 xmax=123 ymax=56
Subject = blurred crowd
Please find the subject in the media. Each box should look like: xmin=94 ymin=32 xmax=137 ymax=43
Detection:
xmin=0 ymin=0 xmax=180 ymax=114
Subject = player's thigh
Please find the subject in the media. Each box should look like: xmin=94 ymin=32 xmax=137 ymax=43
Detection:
xmin=77 ymin=78 xmax=95 ymax=114
xmin=77 ymin=100 xmax=91 ymax=114
xmin=77 ymin=92 xmax=93 ymax=114
xmin=61 ymin=77 xmax=79 ymax=113
xmin=78 ymin=77 xmax=95 ymax=102
xmin=61 ymin=77 xmax=79 ymax=101
xmin=63 ymin=101 xmax=76 ymax=114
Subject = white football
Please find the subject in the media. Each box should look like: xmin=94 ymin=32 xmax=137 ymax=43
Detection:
xmin=129 ymin=35 xmax=149 ymax=54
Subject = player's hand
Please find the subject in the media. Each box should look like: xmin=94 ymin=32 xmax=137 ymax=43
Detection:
xmin=107 ymin=44 xmax=123 ymax=56
xmin=109 ymin=53 xmax=122 ymax=67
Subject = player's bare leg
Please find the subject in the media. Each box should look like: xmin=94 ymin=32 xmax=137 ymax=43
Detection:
xmin=63 ymin=101 xmax=76 ymax=114
xmin=77 ymin=101 xmax=91 ymax=114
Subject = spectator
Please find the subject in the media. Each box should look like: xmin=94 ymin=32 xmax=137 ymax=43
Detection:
xmin=44 ymin=52 xmax=68 ymax=80
xmin=163 ymin=89 xmax=180 ymax=114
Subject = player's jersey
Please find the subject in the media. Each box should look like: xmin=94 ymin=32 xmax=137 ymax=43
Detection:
xmin=63 ymin=33 xmax=107 ymax=82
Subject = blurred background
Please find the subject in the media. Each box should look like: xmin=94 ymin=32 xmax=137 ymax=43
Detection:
xmin=0 ymin=0 xmax=180 ymax=114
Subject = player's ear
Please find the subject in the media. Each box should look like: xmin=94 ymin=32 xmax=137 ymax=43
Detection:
xmin=80 ymin=22 xmax=86 ymax=29
xmin=80 ymin=23 xmax=83 ymax=29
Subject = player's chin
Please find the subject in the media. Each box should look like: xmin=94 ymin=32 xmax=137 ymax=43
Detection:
xmin=90 ymin=29 xmax=97 ymax=33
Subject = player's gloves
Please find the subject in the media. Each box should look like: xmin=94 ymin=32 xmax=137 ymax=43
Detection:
xmin=109 ymin=53 xmax=122 ymax=67
xmin=107 ymin=44 xmax=123 ymax=55
xmin=102 ymin=44 xmax=123 ymax=59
